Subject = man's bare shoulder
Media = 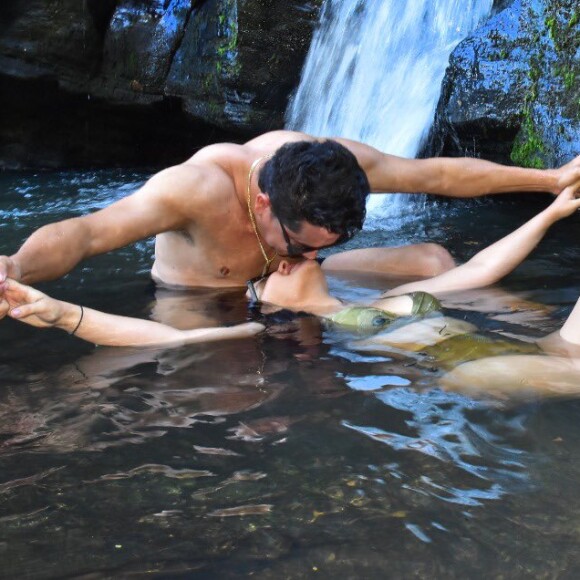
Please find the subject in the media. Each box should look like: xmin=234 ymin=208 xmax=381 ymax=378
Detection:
xmin=150 ymin=160 xmax=229 ymax=190
xmin=137 ymin=158 xmax=236 ymax=220
xmin=183 ymin=130 xmax=314 ymax=168
xmin=244 ymin=130 xmax=315 ymax=149
xmin=149 ymin=130 xmax=318 ymax=205
xmin=184 ymin=142 xmax=244 ymax=165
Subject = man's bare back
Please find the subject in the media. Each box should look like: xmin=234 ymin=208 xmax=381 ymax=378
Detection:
xmin=0 ymin=129 xmax=576 ymax=290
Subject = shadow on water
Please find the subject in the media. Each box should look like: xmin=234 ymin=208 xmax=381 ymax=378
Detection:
xmin=2 ymin=171 xmax=580 ymax=578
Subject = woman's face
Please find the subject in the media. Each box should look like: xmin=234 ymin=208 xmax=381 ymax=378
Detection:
xmin=249 ymin=259 xmax=331 ymax=309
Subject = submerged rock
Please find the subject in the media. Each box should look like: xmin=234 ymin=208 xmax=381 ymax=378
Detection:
xmin=430 ymin=0 xmax=579 ymax=167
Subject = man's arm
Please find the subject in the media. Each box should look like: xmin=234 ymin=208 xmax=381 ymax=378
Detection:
xmin=336 ymin=137 xmax=579 ymax=197
xmin=0 ymin=163 xmax=221 ymax=285
xmin=382 ymin=184 xmax=580 ymax=297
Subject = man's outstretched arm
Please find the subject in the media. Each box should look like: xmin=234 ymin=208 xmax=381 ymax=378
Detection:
xmin=336 ymin=136 xmax=579 ymax=197
xmin=0 ymin=164 xmax=212 ymax=285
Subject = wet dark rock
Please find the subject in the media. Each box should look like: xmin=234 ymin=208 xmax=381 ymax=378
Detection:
xmin=0 ymin=0 xmax=321 ymax=168
xmin=429 ymin=0 xmax=579 ymax=167
xmin=2 ymin=0 xmax=577 ymax=170
xmin=492 ymin=0 xmax=516 ymax=14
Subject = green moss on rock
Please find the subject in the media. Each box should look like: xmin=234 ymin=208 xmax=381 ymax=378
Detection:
xmin=510 ymin=108 xmax=546 ymax=168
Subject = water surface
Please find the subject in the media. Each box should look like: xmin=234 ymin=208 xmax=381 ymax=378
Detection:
xmin=2 ymin=170 xmax=580 ymax=578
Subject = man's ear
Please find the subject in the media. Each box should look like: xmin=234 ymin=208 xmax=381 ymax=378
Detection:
xmin=254 ymin=192 xmax=271 ymax=214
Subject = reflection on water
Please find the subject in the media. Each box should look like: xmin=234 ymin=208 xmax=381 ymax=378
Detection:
xmin=345 ymin=387 xmax=532 ymax=504
xmin=2 ymin=171 xmax=580 ymax=578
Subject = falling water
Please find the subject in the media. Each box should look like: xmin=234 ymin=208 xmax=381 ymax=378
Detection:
xmin=286 ymin=0 xmax=493 ymax=222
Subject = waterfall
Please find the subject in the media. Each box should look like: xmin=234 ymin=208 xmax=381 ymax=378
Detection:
xmin=286 ymin=0 xmax=493 ymax=222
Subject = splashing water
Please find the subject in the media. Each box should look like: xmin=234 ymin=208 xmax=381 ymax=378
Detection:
xmin=286 ymin=0 xmax=493 ymax=223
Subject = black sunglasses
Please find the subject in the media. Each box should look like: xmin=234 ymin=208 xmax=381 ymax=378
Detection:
xmin=278 ymin=220 xmax=352 ymax=258
xmin=246 ymin=276 xmax=265 ymax=304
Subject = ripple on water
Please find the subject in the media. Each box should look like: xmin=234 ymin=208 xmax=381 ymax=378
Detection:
xmin=3 ymin=170 xmax=580 ymax=577
xmin=342 ymin=387 xmax=534 ymax=505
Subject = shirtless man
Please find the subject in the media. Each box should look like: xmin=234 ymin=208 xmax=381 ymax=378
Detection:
xmin=0 ymin=130 xmax=578 ymax=294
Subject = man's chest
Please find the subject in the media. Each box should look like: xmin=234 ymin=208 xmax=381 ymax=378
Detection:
xmin=154 ymin=224 xmax=275 ymax=286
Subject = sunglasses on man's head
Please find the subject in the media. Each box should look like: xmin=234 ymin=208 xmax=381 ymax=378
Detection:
xmin=278 ymin=219 xmax=352 ymax=258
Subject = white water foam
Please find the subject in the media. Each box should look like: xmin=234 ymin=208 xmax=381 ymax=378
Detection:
xmin=286 ymin=0 xmax=493 ymax=225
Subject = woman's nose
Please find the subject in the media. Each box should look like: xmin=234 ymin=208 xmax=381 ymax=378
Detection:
xmin=277 ymin=260 xmax=291 ymax=275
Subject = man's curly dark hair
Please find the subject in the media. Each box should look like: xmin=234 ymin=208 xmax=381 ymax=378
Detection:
xmin=258 ymin=140 xmax=369 ymax=238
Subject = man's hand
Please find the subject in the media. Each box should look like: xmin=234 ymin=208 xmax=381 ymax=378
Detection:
xmin=0 ymin=295 xmax=9 ymax=320
xmin=555 ymin=154 xmax=580 ymax=195
xmin=0 ymin=279 xmax=65 ymax=329
xmin=0 ymin=257 xmax=22 ymax=321
xmin=0 ymin=256 xmax=21 ymax=284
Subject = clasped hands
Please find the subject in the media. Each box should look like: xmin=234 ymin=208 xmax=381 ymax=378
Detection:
xmin=555 ymin=155 xmax=580 ymax=196
xmin=0 ymin=279 xmax=63 ymax=329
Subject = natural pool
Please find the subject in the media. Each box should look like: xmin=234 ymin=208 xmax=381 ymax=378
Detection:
xmin=2 ymin=170 xmax=580 ymax=578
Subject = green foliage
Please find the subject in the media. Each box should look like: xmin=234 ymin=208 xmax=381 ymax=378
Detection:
xmin=553 ymin=64 xmax=577 ymax=90
xmin=563 ymin=69 xmax=576 ymax=90
xmin=510 ymin=108 xmax=546 ymax=169
xmin=215 ymin=0 xmax=239 ymax=78
xmin=544 ymin=15 xmax=557 ymax=43
xmin=544 ymin=4 xmax=579 ymax=54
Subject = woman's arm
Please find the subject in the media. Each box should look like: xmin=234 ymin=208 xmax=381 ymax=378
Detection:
xmin=1 ymin=279 xmax=263 ymax=347
xmin=559 ymin=298 xmax=580 ymax=346
xmin=383 ymin=185 xmax=580 ymax=297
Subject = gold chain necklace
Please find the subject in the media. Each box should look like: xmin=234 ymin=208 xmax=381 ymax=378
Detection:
xmin=247 ymin=154 xmax=276 ymax=277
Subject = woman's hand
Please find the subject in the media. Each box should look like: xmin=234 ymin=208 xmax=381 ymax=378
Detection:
xmin=0 ymin=278 xmax=68 ymax=329
xmin=544 ymin=183 xmax=580 ymax=222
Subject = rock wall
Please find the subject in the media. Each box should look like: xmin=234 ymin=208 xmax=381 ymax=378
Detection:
xmin=1 ymin=0 xmax=577 ymax=170
xmin=429 ymin=0 xmax=579 ymax=167
xmin=0 ymin=0 xmax=321 ymax=168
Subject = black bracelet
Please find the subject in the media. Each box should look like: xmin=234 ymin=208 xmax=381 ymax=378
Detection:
xmin=70 ymin=305 xmax=84 ymax=336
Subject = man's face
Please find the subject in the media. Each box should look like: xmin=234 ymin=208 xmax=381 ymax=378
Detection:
xmin=254 ymin=193 xmax=342 ymax=259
